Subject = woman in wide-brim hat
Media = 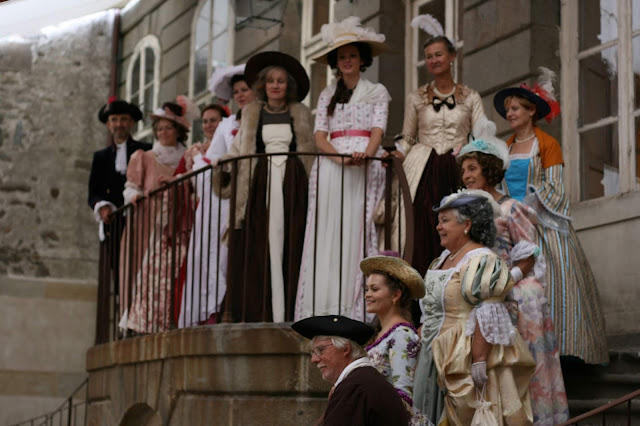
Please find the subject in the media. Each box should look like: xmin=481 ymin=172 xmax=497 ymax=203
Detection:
xmin=212 ymin=51 xmax=314 ymax=323
xmin=493 ymin=67 xmax=608 ymax=365
xmin=294 ymin=16 xmax=392 ymax=323
xmin=360 ymin=254 xmax=430 ymax=425
xmin=119 ymin=99 xmax=192 ymax=334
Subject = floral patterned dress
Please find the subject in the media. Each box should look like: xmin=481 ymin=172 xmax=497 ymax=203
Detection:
xmin=295 ymin=78 xmax=390 ymax=321
xmin=366 ymin=322 xmax=430 ymax=425
xmin=495 ymin=196 xmax=569 ymax=425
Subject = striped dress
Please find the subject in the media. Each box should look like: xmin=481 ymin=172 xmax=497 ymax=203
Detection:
xmin=502 ymin=127 xmax=608 ymax=364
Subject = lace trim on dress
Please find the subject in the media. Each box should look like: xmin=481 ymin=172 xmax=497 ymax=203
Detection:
xmin=123 ymin=181 xmax=143 ymax=205
xmin=365 ymin=322 xmax=417 ymax=351
xmin=465 ymin=302 xmax=516 ymax=345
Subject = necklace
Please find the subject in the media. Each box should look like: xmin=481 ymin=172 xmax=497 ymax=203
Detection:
xmin=433 ymin=85 xmax=456 ymax=98
xmin=265 ymin=103 xmax=287 ymax=113
xmin=448 ymin=241 xmax=472 ymax=261
xmin=515 ymin=133 xmax=536 ymax=143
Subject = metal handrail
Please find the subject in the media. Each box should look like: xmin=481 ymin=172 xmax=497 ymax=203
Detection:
xmin=559 ymin=388 xmax=640 ymax=426
xmin=9 ymin=378 xmax=88 ymax=426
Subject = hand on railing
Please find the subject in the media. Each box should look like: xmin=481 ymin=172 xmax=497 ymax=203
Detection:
xmin=380 ymin=150 xmax=405 ymax=168
xmin=157 ymin=175 xmax=173 ymax=187
xmin=129 ymin=194 xmax=141 ymax=206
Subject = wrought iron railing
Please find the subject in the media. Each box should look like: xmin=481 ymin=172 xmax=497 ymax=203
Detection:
xmin=95 ymin=152 xmax=414 ymax=343
xmin=559 ymin=389 xmax=640 ymax=425
xmin=9 ymin=379 xmax=88 ymax=426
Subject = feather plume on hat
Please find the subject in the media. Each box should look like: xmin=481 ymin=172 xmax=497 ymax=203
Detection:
xmin=320 ymin=16 xmax=386 ymax=46
xmin=176 ymin=95 xmax=199 ymax=124
xmin=410 ymin=14 xmax=444 ymax=38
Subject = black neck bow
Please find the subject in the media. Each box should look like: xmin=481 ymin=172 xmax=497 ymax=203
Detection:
xmin=432 ymin=95 xmax=456 ymax=112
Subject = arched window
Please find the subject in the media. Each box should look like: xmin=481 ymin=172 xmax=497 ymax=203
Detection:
xmin=190 ymin=0 xmax=234 ymax=102
xmin=126 ymin=35 xmax=161 ymax=141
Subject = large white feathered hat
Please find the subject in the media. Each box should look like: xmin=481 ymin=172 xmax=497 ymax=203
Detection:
xmin=457 ymin=116 xmax=511 ymax=170
xmin=207 ymin=63 xmax=246 ymax=101
xmin=311 ymin=16 xmax=388 ymax=64
xmin=410 ymin=14 xmax=445 ymax=38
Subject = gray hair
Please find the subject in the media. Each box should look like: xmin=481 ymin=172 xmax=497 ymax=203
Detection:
xmin=452 ymin=199 xmax=496 ymax=247
xmin=310 ymin=335 xmax=367 ymax=360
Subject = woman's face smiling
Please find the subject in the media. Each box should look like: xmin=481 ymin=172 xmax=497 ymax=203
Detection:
xmin=461 ymin=158 xmax=489 ymax=191
xmin=364 ymin=273 xmax=400 ymax=315
xmin=232 ymin=80 xmax=254 ymax=109
xmin=154 ymin=118 xmax=178 ymax=146
xmin=265 ymin=68 xmax=288 ymax=103
xmin=201 ymin=108 xmax=222 ymax=141
xmin=505 ymin=97 xmax=535 ymax=132
xmin=424 ymin=41 xmax=455 ymax=77
xmin=436 ymin=208 xmax=469 ymax=251
xmin=336 ymin=44 xmax=363 ymax=78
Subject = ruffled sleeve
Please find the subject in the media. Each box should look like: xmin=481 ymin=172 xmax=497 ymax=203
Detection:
xmin=313 ymin=86 xmax=332 ymax=133
xmin=460 ymin=253 xmax=516 ymax=345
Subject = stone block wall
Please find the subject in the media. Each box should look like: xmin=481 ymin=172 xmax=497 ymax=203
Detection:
xmin=85 ymin=324 xmax=330 ymax=425
xmin=0 ymin=11 xmax=115 ymax=423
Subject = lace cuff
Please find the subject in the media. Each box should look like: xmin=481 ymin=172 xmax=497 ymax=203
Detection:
xmin=510 ymin=241 xmax=546 ymax=284
xmin=123 ymin=181 xmax=143 ymax=205
xmin=465 ymin=302 xmax=516 ymax=345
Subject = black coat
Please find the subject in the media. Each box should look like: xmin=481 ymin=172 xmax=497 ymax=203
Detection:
xmin=87 ymin=137 xmax=151 ymax=210
xmin=322 ymin=366 xmax=410 ymax=426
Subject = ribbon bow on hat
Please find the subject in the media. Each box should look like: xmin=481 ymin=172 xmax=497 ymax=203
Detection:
xmin=433 ymin=95 xmax=456 ymax=112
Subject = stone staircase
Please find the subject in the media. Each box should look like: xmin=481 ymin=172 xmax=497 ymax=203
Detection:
xmin=563 ymin=334 xmax=640 ymax=425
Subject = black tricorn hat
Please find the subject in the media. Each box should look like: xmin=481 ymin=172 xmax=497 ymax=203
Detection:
xmin=291 ymin=315 xmax=375 ymax=346
xmin=98 ymin=97 xmax=143 ymax=123
xmin=245 ymin=51 xmax=310 ymax=102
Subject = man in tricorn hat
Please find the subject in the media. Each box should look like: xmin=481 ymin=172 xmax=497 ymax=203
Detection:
xmin=292 ymin=315 xmax=409 ymax=425
xmin=88 ymin=97 xmax=150 ymax=233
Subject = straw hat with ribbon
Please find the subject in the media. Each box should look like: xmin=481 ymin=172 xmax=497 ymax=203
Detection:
xmin=311 ymin=16 xmax=388 ymax=65
xmin=360 ymin=255 xmax=425 ymax=300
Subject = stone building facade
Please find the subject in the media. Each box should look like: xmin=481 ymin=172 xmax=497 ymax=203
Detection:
xmin=2 ymin=0 xmax=640 ymax=424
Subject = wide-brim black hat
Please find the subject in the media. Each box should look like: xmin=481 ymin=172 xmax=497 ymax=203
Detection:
xmin=98 ymin=99 xmax=143 ymax=123
xmin=291 ymin=315 xmax=374 ymax=346
xmin=493 ymin=87 xmax=551 ymax=121
xmin=245 ymin=51 xmax=310 ymax=102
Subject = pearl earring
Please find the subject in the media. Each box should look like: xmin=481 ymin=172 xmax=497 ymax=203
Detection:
xmin=464 ymin=230 xmax=468 ymax=235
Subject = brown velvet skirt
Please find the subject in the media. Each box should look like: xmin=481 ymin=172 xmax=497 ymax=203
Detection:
xmin=225 ymin=156 xmax=308 ymax=322
xmin=411 ymin=149 xmax=461 ymax=277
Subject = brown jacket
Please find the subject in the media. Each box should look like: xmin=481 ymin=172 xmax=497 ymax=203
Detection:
xmin=212 ymin=100 xmax=314 ymax=228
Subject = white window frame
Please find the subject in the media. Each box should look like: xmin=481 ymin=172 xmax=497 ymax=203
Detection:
xmin=560 ymin=0 xmax=639 ymax=203
xmin=300 ymin=0 xmax=335 ymax=109
xmin=126 ymin=35 xmax=161 ymax=141
xmin=405 ymin=0 xmax=461 ymax=97
xmin=188 ymin=0 xmax=236 ymax=106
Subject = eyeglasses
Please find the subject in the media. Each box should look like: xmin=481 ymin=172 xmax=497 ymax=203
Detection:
xmin=309 ymin=343 xmax=333 ymax=357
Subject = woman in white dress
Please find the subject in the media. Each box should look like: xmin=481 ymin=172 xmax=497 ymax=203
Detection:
xmin=295 ymin=17 xmax=391 ymax=321
xmin=178 ymin=65 xmax=255 ymax=327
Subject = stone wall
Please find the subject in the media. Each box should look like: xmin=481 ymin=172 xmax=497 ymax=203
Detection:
xmin=86 ymin=324 xmax=329 ymax=425
xmin=0 ymin=11 xmax=114 ymax=424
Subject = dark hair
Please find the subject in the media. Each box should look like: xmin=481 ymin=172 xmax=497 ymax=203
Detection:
xmin=368 ymin=270 xmax=413 ymax=323
xmin=454 ymin=200 xmax=497 ymax=247
xmin=152 ymin=117 xmax=188 ymax=144
xmin=252 ymin=66 xmax=298 ymax=104
xmin=230 ymin=74 xmax=246 ymax=87
xmin=201 ymin=104 xmax=229 ymax=119
xmin=326 ymin=43 xmax=374 ymax=116
xmin=161 ymin=102 xmax=183 ymax=117
xmin=423 ymin=35 xmax=456 ymax=53
xmin=458 ymin=151 xmax=505 ymax=187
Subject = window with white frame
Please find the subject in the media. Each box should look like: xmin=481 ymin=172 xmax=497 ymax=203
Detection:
xmin=406 ymin=0 xmax=460 ymax=96
xmin=190 ymin=0 xmax=234 ymax=142
xmin=126 ymin=35 xmax=160 ymax=142
xmin=300 ymin=0 xmax=333 ymax=110
xmin=561 ymin=0 xmax=640 ymax=202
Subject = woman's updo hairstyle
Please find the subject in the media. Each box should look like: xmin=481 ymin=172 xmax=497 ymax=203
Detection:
xmin=423 ymin=35 xmax=456 ymax=54
xmin=327 ymin=42 xmax=374 ymax=116
xmin=230 ymin=74 xmax=246 ymax=87
xmin=454 ymin=199 xmax=497 ymax=247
